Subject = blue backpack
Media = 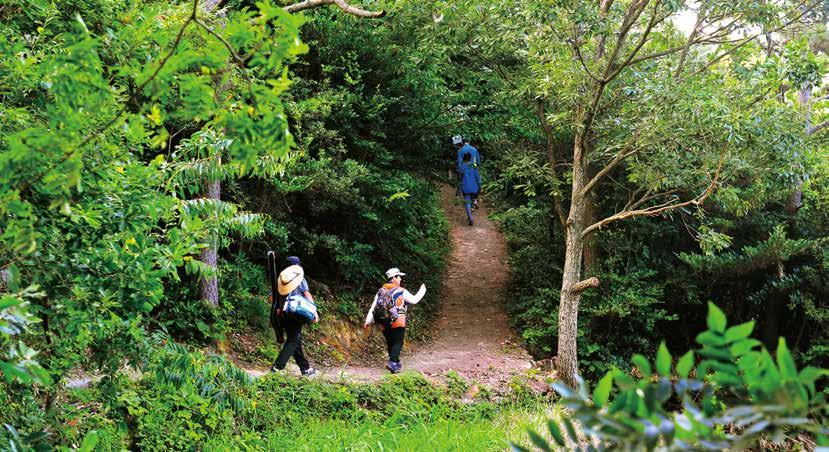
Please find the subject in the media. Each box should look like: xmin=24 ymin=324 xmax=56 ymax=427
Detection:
xmin=284 ymin=293 xmax=317 ymax=321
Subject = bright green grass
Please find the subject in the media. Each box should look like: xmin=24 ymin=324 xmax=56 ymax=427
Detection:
xmin=253 ymin=405 xmax=563 ymax=451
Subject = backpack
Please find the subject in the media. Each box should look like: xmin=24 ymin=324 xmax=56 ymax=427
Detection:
xmin=372 ymin=286 xmax=399 ymax=325
xmin=283 ymin=293 xmax=317 ymax=322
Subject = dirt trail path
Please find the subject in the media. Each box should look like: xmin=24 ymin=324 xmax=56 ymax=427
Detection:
xmin=400 ymin=184 xmax=533 ymax=384
xmin=250 ymin=185 xmax=533 ymax=386
xmin=67 ymin=185 xmax=534 ymax=390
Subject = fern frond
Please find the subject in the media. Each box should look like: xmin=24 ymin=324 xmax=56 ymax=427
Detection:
xmin=180 ymin=198 xmax=238 ymax=218
xmin=223 ymin=212 xmax=266 ymax=238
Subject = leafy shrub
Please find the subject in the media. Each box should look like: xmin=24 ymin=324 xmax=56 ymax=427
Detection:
xmin=520 ymin=303 xmax=828 ymax=451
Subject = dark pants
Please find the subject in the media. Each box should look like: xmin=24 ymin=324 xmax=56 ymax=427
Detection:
xmin=382 ymin=326 xmax=406 ymax=363
xmin=273 ymin=313 xmax=310 ymax=371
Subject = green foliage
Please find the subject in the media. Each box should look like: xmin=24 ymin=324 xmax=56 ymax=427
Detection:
xmin=0 ymin=286 xmax=50 ymax=385
xmin=1 ymin=357 xmax=547 ymax=449
xmin=523 ymin=303 xmax=828 ymax=451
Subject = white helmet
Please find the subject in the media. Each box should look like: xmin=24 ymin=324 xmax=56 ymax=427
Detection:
xmin=451 ymin=135 xmax=463 ymax=145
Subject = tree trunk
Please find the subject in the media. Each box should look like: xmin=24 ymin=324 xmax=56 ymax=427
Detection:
xmin=786 ymin=84 xmax=812 ymax=214
xmin=583 ymin=165 xmax=600 ymax=276
xmin=200 ymin=175 xmax=221 ymax=308
xmin=557 ymin=131 xmax=589 ymax=388
xmin=762 ymin=261 xmax=786 ymax=347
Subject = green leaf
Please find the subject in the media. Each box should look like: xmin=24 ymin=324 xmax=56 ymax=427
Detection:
xmin=656 ymin=342 xmax=671 ymax=376
xmin=798 ymin=367 xmax=829 ymax=395
xmin=724 ymin=321 xmax=754 ymax=343
xmin=547 ymin=421 xmax=566 ymax=446
xmin=729 ymin=339 xmax=761 ymax=356
xmin=632 ymin=354 xmax=651 ymax=378
xmin=593 ymin=371 xmax=614 ymax=408
xmin=706 ymin=302 xmax=727 ymax=333
xmin=79 ymin=430 xmax=99 ymax=452
xmin=527 ymin=430 xmax=552 ymax=452
xmin=562 ymin=417 xmax=579 ymax=444
xmin=696 ymin=331 xmax=725 ymax=347
xmin=776 ymin=338 xmax=798 ymax=379
xmin=676 ymin=351 xmax=694 ymax=379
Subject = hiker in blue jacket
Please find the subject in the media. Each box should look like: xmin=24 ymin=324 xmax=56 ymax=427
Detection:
xmin=453 ymin=136 xmax=481 ymax=197
xmin=458 ymin=152 xmax=481 ymax=226
xmin=455 ymin=138 xmax=481 ymax=170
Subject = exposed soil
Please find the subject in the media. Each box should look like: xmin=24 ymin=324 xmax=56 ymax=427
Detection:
xmin=247 ymin=185 xmax=535 ymax=389
xmin=66 ymin=185 xmax=538 ymax=391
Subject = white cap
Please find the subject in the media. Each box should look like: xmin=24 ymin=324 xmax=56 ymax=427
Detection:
xmin=385 ymin=268 xmax=406 ymax=278
xmin=451 ymin=135 xmax=463 ymax=145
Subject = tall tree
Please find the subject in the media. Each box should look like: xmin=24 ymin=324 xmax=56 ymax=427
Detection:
xmin=546 ymin=0 xmax=823 ymax=387
xmin=420 ymin=0 xmax=823 ymax=386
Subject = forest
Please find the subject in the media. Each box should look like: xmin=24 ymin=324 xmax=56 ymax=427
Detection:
xmin=1 ymin=0 xmax=827 ymax=450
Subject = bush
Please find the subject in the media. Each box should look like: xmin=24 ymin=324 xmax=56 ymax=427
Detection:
xmin=520 ymin=303 xmax=829 ymax=451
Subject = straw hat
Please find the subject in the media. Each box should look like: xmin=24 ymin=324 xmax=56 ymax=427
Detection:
xmin=278 ymin=265 xmax=304 ymax=295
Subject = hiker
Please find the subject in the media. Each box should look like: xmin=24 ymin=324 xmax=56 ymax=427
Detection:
xmin=453 ymin=136 xmax=480 ymax=196
xmin=363 ymin=268 xmax=426 ymax=374
xmin=458 ymin=152 xmax=481 ymax=226
xmin=271 ymin=256 xmax=318 ymax=377
xmin=455 ymin=137 xmax=480 ymax=171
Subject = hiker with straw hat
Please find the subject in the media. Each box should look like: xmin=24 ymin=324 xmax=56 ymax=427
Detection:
xmin=271 ymin=256 xmax=318 ymax=377
xmin=363 ymin=268 xmax=427 ymax=374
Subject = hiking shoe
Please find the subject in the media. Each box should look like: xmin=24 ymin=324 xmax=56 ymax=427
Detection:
xmin=393 ymin=362 xmax=403 ymax=373
xmin=385 ymin=361 xmax=399 ymax=374
xmin=468 ymin=219 xmax=474 ymax=226
xmin=270 ymin=365 xmax=283 ymax=374
xmin=301 ymin=367 xmax=317 ymax=377
xmin=473 ymin=200 xmax=479 ymax=210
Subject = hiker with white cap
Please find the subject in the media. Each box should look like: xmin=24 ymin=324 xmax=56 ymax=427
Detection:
xmin=363 ymin=268 xmax=427 ymax=373
xmin=271 ymin=256 xmax=318 ymax=377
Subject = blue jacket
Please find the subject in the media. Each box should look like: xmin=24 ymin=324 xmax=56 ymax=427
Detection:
xmin=459 ymin=161 xmax=481 ymax=195
xmin=456 ymin=144 xmax=480 ymax=171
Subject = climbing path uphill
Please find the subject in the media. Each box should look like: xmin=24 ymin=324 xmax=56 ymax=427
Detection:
xmin=247 ymin=184 xmax=534 ymax=389
xmin=66 ymin=185 xmax=536 ymax=391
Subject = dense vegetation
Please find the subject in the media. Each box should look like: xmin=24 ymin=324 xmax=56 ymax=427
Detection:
xmin=1 ymin=0 xmax=827 ymax=449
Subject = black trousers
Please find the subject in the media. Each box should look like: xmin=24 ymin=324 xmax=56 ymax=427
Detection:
xmin=382 ymin=326 xmax=406 ymax=363
xmin=273 ymin=313 xmax=310 ymax=371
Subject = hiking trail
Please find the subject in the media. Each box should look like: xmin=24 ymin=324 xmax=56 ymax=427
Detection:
xmin=65 ymin=185 xmax=536 ymax=391
xmin=246 ymin=184 xmax=534 ymax=388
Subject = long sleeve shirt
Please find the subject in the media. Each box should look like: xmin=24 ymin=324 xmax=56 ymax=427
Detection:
xmin=459 ymin=162 xmax=481 ymax=195
xmin=364 ymin=283 xmax=427 ymax=327
xmin=456 ymin=144 xmax=480 ymax=171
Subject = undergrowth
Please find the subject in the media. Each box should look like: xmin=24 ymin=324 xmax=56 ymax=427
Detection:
xmin=1 ymin=347 xmax=555 ymax=450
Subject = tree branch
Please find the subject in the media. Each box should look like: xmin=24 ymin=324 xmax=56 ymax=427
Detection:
xmin=568 ymin=277 xmax=600 ymax=294
xmin=808 ymin=120 xmax=829 ymax=135
xmin=535 ymin=100 xmax=568 ymax=231
xmin=76 ymin=1 xmax=199 ymax=150
xmin=579 ymin=134 xmax=641 ymax=198
xmin=283 ymin=0 xmax=386 ymax=18
xmin=581 ymin=158 xmax=723 ymax=238
xmin=605 ymin=0 xmax=665 ymax=83
xmin=571 ymin=42 xmax=604 ymax=83
xmin=688 ymin=2 xmax=819 ymax=78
